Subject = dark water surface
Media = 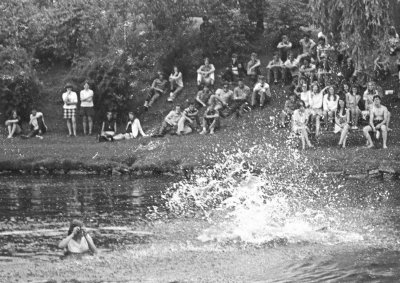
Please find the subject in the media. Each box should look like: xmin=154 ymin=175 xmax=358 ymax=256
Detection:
xmin=1 ymin=174 xmax=400 ymax=282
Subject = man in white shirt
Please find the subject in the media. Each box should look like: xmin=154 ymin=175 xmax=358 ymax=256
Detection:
xmin=209 ymin=83 xmax=233 ymax=112
xmin=62 ymin=83 xmax=78 ymax=137
xmin=251 ymin=75 xmax=271 ymax=108
xmin=197 ymin=57 xmax=215 ymax=88
xmin=157 ymin=105 xmax=182 ymax=136
xmin=80 ymin=81 xmax=94 ymax=135
xmin=21 ymin=109 xmax=47 ymax=139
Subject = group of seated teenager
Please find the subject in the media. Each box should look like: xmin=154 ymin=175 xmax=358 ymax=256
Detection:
xmin=5 ymin=109 xmax=47 ymax=139
xmin=279 ymin=79 xmax=391 ymax=150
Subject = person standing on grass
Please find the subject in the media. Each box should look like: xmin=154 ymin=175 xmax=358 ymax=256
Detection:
xmin=80 ymin=81 xmax=94 ymax=135
xmin=144 ymin=71 xmax=169 ymax=110
xmin=292 ymin=100 xmax=313 ymax=150
xmin=200 ymin=103 xmax=220 ymax=135
xmin=251 ymin=75 xmax=271 ymax=108
xmin=5 ymin=110 xmax=22 ymax=138
xmin=168 ymin=66 xmax=184 ymax=102
xmin=58 ymin=219 xmax=97 ymax=255
xmin=363 ymin=95 xmax=389 ymax=149
xmin=62 ymin=83 xmax=78 ymax=137
xmin=113 ymin=112 xmax=148 ymax=140
xmin=335 ymin=99 xmax=350 ymax=149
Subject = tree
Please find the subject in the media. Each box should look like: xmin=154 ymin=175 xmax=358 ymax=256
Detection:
xmin=309 ymin=0 xmax=392 ymax=70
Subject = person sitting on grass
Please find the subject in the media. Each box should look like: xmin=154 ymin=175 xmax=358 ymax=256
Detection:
xmin=5 ymin=110 xmax=22 ymax=139
xmin=177 ymin=101 xmax=200 ymax=135
xmin=295 ymin=81 xmax=312 ymax=108
xmin=309 ymin=84 xmax=329 ymax=137
xmin=200 ymin=103 xmax=220 ymax=135
xmin=277 ymin=35 xmax=293 ymax=62
xmin=113 ymin=112 xmax=148 ymax=140
xmin=362 ymin=82 xmax=391 ymax=130
xmin=156 ymin=105 xmax=182 ymax=137
xmin=99 ymin=111 xmax=116 ymax=142
xmin=266 ymin=52 xmax=283 ymax=84
xmin=251 ymin=75 xmax=271 ymax=108
xmin=62 ymin=83 xmax=78 ymax=137
xmin=316 ymin=37 xmax=333 ymax=62
xmin=195 ymin=85 xmax=213 ymax=109
xmin=21 ymin=109 xmax=47 ymax=139
xmin=374 ymin=51 xmax=390 ymax=80
xmin=299 ymin=58 xmax=316 ymax=84
xmin=292 ymin=100 xmax=313 ymax=150
xmin=363 ymin=95 xmax=389 ymax=149
xmin=168 ymin=66 xmax=184 ymax=102
xmin=247 ymin=52 xmax=261 ymax=85
xmin=323 ymin=86 xmax=339 ymax=131
xmin=316 ymin=54 xmax=331 ymax=86
xmin=279 ymin=93 xmax=298 ymax=128
xmin=58 ymin=219 xmax=97 ymax=255
xmin=144 ymin=71 xmax=169 ymax=110
xmin=299 ymin=33 xmax=316 ymax=56
xmin=283 ymin=53 xmax=307 ymax=85
xmin=335 ymin=99 xmax=350 ymax=149
xmin=345 ymin=85 xmax=361 ymax=129
xmin=80 ymin=81 xmax=94 ymax=135
xmin=209 ymin=83 xmax=233 ymax=115
xmin=197 ymin=57 xmax=215 ymax=89
xmin=222 ymin=53 xmax=246 ymax=82
xmin=229 ymin=79 xmax=251 ymax=118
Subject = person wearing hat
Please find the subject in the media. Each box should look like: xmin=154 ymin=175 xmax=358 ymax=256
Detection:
xmin=62 ymin=83 xmax=78 ymax=137
xmin=58 ymin=219 xmax=97 ymax=255
xmin=144 ymin=71 xmax=168 ymax=110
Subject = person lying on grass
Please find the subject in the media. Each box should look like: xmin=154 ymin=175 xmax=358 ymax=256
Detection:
xmin=99 ymin=111 xmax=116 ymax=142
xmin=363 ymin=95 xmax=389 ymax=149
xmin=177 ymin=101 xmax=200 ymax=136
xmin=113 ymin=112 xmax=148 ymax=140
xmin=279 ymin=93 xmax=298 ymax=128
xmin=156 ymin=105 xmax=182 ymax=137
xmin=5 ymin=110 xmax=22 ymax=139
xmin=58 ymin=219 xmax=97 ymax=255
xmin=292 ymin=100 xmax=313 ymax=150
xmin=200 ymin=103 xmax=220 ymax=135
xmin=21 ymin=109 xmax=47 ymax=139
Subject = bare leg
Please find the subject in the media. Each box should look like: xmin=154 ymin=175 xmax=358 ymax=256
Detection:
xmin=66 ymin=119 xmax=72 ymax=136
xmin=299 ymin=131 xmax=306 ymax=150
xmin=386 ymin=112 xmax=391 ymax=129
xmin=88 ymin=116 xmax=93 ymax=135
xmin=339 ymin=124 xmax=349 ymax=147
xmin=381 ymin=125 xmax=388 ymax=149
xmin=148 ymin=92 xmax=161 ymax=107
xmin=251 ymin=92 xmax=257 ymax=107
xmin=132 ymin=119 xmax=147 ymax=137
xmin=82 ymin=116 xmax=87 ymax=135
xmin=315 ymin=116 xmax=321 ymax=136
xmin=363 ymin=125 xmax=374 ymax=148
xmin=259 ymin=91 xmax=266 ymax=107
xmin=71 ymin=116 xmax=77 ymax=136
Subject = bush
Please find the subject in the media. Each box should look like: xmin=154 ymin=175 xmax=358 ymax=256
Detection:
xmin=0 ymin=47 xmax=41 ymax=121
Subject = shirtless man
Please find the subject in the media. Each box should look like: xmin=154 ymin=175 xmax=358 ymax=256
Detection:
xmin=363 ymin=95 xmax=389 ymax=149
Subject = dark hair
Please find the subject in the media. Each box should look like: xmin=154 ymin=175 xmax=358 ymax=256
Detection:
xmin=336 ymin=99 xmax=347 ymax=116
xmin=189 ymin=100 xmax=196 ymax=105
xmin=298 ymin=100 xmax=306 ymax=108
xmin=67 ymin=219 xmax=83 ymax=235
xmin=373 ymin=95 xmax=381 ymax=101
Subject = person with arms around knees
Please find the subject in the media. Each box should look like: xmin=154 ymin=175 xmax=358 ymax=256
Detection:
xmin=279 ymin=93 xmax=298 ymax=128
xmin=144 ymin=71 xmax=169 ymax=110
xmin=177 ymin=101 xmax=200 ymax=135
xmin=58 ymin=219 xmax=97 ymax=255
xmin=62 ymin=83 xmax=78 ymax=137
xmin=363 ymin=95 xmax=389 ymax=149
xmin=195 ymin=85 xmax=213 ymax=109
xmin=197 ymin=57 xmax=215 ymax=89
xmin=157 ymin=105 xmax=182 ymax=137
xmin=292 ymin=100 xmax=313 ymax=150
xmin=168 ymin=66 xmax=184 ymax=102
xmin=113 ymin=112 xmax=148 ymax=140
xmin=209 ymin=83 xmax=233 ymax=116
xmin=200 ymin=103 xmax=220 ymax=135
xmin=335 ymin=99 xmax=350 ymax=148
xmin=5 ymin=110 xmax=22 ymax=138
xmin=247 ymin=52 xmax=261 ymax=85
xmin=222 ymin=53 xmax=246 ymax=83
xmin=230 ymin=79 xmax=251 ymax=118
xmin=80 ymin=81 xmax=94 ymax=135
xmin=266 ymin=52 xmax=283 ymax=84
xmin=99 ymin=111 xmax=116 ymax=142
xmin=251 ymin=75 xmax=271 ymax=108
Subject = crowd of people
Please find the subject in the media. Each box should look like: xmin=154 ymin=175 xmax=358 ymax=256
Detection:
xmin=4 ymin=30 xmax=399 ymax=150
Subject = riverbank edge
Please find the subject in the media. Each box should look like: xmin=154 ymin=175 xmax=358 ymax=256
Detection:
xmin=0 ymin=156 xmax=399 ymax=179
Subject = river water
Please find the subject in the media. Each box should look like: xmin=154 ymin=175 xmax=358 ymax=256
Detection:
xmin=1 ymin=146 xmax=400 ymax=282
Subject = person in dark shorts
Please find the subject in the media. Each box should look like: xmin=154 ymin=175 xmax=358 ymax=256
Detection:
xmin=79 ymin=81 xmax=94 ymax=135
xmin=363 ymin=95 xmax=389 ymax=149
xmin=99 ymin=111 xmax=116 ymax=142
xmin=21 ymin=109 xmax=47 ymax=139
xmin=195 ymin=85 xmax=213 ymax=109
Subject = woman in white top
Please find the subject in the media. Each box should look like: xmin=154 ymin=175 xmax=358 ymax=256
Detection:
xmin=295 ymin=82 xmax=311 ymax=108
xmin=323 ymin=86 xmax=339 ymax=129
xmin=58 ymin=219 xmax=97 ymax=255
xmin=62 ymin=83 xmax=78 ymax=137
xmin=168 ymin=66 xmax=184 ymax=102
xmin=292 ymin=100 xmax=313 ymax=150
xmin=80 ymin=81 xmax=94 ymax=135
xmin=113 ymin=112 xmax=148 ymax=140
